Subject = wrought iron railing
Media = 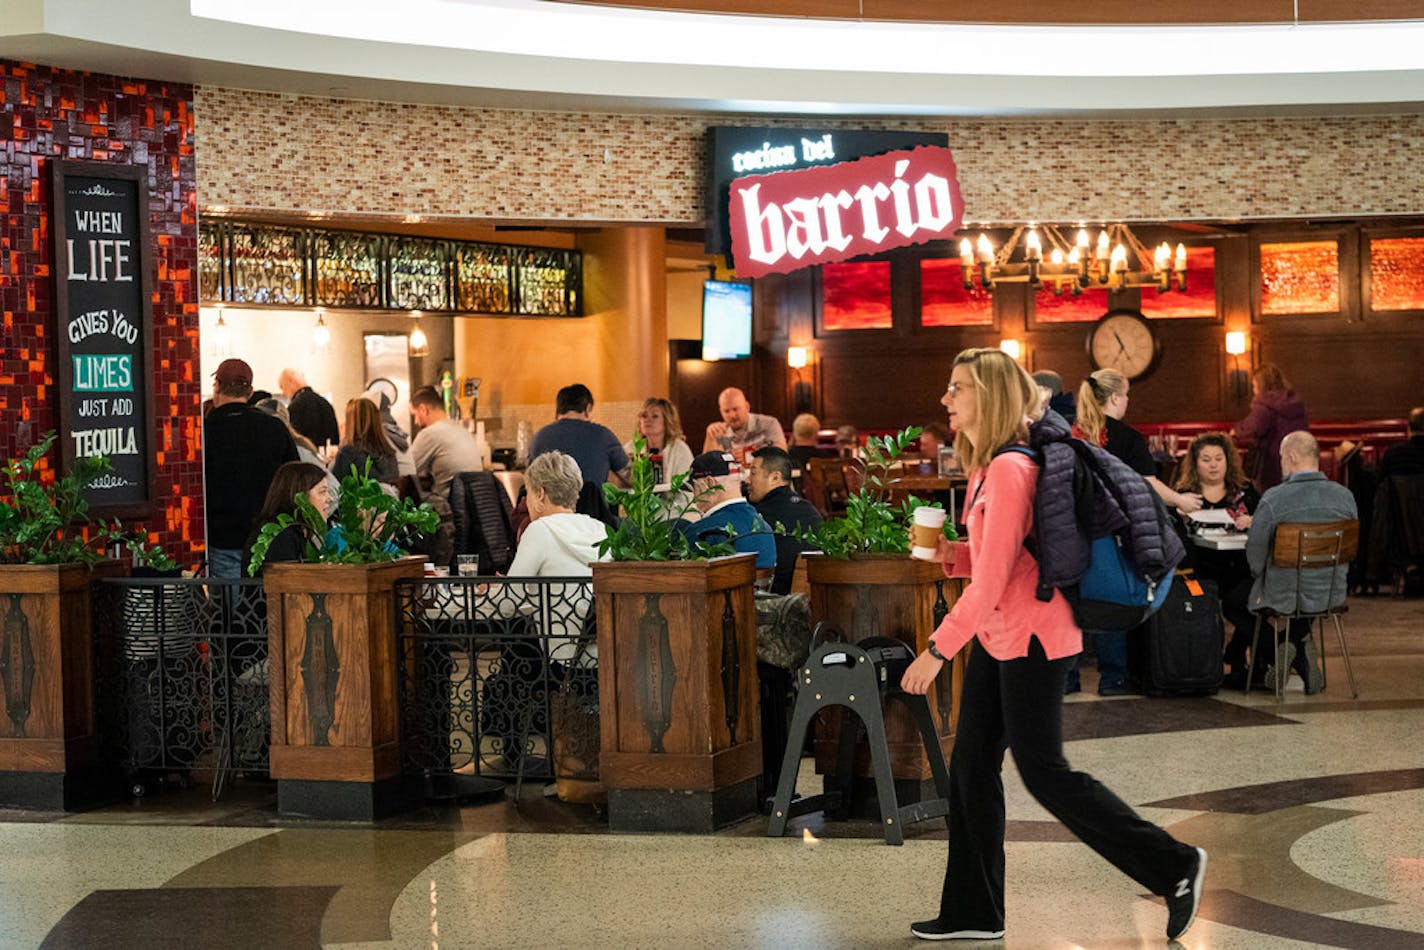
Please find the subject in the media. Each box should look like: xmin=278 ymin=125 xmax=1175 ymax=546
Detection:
xmin=92 ymin=576 xmax=271 ymax=798
xmin=395 ymin=576 xmax=598 ymax=786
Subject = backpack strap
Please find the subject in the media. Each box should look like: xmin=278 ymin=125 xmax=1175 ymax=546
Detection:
xmin=986 ymin=444 xmax=1055 ymax=599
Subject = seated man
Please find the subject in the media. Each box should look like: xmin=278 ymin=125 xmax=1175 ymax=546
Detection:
xmin=786 ymin=412 xmax=827 ymax=470
xmin=747 ymin=447 xmax=822 ymax=594
xmin=676 ymin=452 xmax=776 ymax=569
xmin=409 ymin=385 xmax=482 ymax=496
xmin=1246 ymin=430 xmax=1358 ymax=693
xmin=703 ymin=387 xmax=786 ymax=463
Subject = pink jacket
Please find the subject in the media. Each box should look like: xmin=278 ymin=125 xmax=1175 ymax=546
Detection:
xmin=930 ymin=449 xmax=1081 ymax=662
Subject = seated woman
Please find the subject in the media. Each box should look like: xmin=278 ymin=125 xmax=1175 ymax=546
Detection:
xmin=241 ymin=461 xmax=335 ymax=574
xmin=1174 ymin=433 xmax=1262 ymax=689
xmin=331 ymin=397 xmax=400 ymax=487
xmin=502 ymin=450 xmax=610 ymax=665
xmin=623 ymin=397 xmax=694 ymax=485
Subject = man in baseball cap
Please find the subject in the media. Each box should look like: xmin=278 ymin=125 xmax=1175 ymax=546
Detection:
xmin=204 ymin=356 xmax=297 ymax=577
xmin=675 ymin=451 xmax=775 ymax=568
xmin=214 ymin=358 xmax=254 ymax=388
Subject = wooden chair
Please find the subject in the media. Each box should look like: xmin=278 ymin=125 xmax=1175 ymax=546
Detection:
xmin=1245 ymin=519 xmax=1359 ymax=700
xmin=804 ymin=457 xmax=850 ymax=515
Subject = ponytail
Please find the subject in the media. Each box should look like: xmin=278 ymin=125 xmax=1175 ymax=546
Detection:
xmin=1076 ymin=369 xmax=1127 ymax=446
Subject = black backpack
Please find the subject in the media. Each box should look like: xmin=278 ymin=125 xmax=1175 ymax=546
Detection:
xmin=999 ymin=442 xmax=1183 ymax=630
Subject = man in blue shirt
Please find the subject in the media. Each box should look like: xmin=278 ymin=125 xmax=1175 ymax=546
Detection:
xmin=529 ymin=383 xmax=630 ymax=487
xmin=677 ymin=451 xmax=776 ymax=568
xmin=1246 ymin=430 xmax=1358 ymax=693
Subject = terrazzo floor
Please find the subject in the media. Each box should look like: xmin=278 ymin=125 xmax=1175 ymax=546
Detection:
xmin=4 ymin=596 xmax=1422 ymax=949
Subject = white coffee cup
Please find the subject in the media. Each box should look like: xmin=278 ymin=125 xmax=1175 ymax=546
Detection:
xmin=911 ymin=507 xmax=947 ymax=557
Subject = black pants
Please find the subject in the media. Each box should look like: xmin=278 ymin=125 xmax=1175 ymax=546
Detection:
xmin=937 ymin=638 xmax=1197 ymax=930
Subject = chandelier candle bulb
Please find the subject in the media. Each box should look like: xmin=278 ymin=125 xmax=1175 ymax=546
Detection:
xmin=1025 ymin=229 xmax=1042 ymax=261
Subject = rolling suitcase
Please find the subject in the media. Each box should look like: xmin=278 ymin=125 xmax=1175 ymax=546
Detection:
xmin=1136 ymin=574 xmax=1223 ymax=696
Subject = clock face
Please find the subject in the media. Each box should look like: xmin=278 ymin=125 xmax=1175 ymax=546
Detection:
xmin=1088 ymin=310 xmax=1159 ymax=380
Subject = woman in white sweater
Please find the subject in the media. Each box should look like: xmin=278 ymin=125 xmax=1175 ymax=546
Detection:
xmin=505 ymin=450 xmax=609 ymax=663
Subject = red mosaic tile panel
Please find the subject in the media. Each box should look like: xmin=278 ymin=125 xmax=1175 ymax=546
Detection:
xmin=1369 ymin=237 xmax=1424 ymax=312
xmin=1260 ymin=240 xmax=1339 ymax=315
xmin=820 ymin=260 xmax=892 ymax=331
xmin=920 ymin=259 xmax=992 ymax=327
xmin=1141 ymin=245 xmax=1217 ymax=319
xmin=0 ymin=60 xmax=201 ymax=565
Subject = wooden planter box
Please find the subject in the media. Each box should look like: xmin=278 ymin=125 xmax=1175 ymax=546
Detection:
xmin=804 ymin=554 xmax=967 ymax=807
xmin=264 ymin=557 xmax=425 ymax=820
xmin=594 ymin=554 xmax=760 ymax=832
xmin=0 ymin=562 xmax=123 ymax=810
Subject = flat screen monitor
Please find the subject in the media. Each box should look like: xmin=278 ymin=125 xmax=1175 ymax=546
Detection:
xmin=701 ymin=280 xmax=753 ymax=361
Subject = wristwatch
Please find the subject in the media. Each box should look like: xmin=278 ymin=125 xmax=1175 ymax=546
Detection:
xmin=926 ymin=641 xmax=947 ymax=662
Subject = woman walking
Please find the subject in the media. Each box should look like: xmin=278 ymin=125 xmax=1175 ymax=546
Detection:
xmin=900 ymin=348 xmax=1206 ymax=942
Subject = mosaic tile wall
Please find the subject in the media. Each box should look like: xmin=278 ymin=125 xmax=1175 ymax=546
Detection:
xmin=196 ymin=86 xmax=1424 ymax=224
xmin=1 ymin=60 xmax=201 ymax=564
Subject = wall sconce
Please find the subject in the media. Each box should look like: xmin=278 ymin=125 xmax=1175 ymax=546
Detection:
xmin=1225 ymin=330 xmax=1250 ymax=401
xmin=999 ymin=338 xmax=1023 ymax=360
xmin=787 ymin=345 xmax=814 ymax=415
xmin=408 ymin=310 xmax=429 ymax=357
xmin=311 ymin=308 xmax=331 ymax=350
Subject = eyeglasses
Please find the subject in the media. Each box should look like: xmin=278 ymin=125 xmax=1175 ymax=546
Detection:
xmin=945 ymin=382 xmax=970 ymax=395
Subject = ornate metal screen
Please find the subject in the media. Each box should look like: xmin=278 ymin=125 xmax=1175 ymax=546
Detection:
xmin=388 ymin=236 xmax=450 ymax=310
xmin=312 ymin=231 xmax=383 ymax=308
xmin=92 ymin=577 xmax=271 ymax=797
xmin=198 ymin=220 xmax=582 ymax=317
xmin=227 ymin=224 xmax=307 ymax=306
xmin=395 ymin=576 xmax=597 ymax=784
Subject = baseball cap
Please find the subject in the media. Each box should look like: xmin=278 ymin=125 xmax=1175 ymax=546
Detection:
xmin=688 ymin=451 xmax=738 ymax=479
xmin=214 ymin=358 xmax=254 ymax=387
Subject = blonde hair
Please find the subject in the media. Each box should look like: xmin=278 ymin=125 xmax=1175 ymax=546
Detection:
xmin=792 ymin=413 xmax=820 ymax=443
xmin=1075 ymin=369 xmax=1128 ymax=446
xmin=637 ymin=397 xmax=684 ymax=445
xmin=950 ymin=348 xmax=1038 ymax=473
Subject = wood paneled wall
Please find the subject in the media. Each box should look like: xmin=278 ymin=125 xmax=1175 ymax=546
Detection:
xmin=672 ymin=222 xmax=1424 ymax=434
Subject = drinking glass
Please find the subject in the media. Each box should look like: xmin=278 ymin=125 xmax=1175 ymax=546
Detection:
xmin=430 ymin=565 xmax=450 ymax=578
xmin=457 ymin=554 xmax=480 ymax=577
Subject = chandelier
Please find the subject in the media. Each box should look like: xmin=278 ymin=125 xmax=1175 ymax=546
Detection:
xmin=959 ymin=224 xmax=1187 ymax=295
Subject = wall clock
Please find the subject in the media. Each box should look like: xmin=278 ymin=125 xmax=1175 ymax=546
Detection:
xmin=1086 ymin=309 xmax=1160 ymax=380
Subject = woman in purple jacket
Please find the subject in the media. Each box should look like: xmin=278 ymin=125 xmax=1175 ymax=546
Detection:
xmin=1232 ymin=363 xmax=1309 ymax=491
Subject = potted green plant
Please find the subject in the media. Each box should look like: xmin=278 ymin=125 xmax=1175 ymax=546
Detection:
xmin=592 ymin=436 xmax=761 ymax=832
xmin=0 ymin=432 xmax=123 ymax=810
xmin=786 ymin=427 xmax=967 ymax=807
xmin=251 ymin=464 xmax=439 ymax=821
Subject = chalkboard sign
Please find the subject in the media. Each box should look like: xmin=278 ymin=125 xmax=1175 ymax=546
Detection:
xmin=50 ymin=161 xmax=156 ymax=516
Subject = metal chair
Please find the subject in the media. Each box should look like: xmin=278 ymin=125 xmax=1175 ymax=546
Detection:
xmin=1245 ymin=519 xmax=1359 ymax=701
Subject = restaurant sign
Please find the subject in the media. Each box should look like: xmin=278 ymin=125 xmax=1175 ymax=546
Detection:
xmin=727 ymin=145 xmax=964 ymax=278
xmin=50 ymin=160 xmax=155 ymax=514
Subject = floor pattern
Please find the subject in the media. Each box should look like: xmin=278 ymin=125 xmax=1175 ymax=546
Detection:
xmin=4 ymin=597 xmax=1422 ymax=949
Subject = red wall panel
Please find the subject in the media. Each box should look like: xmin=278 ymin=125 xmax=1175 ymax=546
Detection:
xmin=1 ymin=60 xmax=201 ymax=565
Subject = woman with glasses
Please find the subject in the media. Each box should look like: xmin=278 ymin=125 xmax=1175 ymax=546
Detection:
xmin=901 ymin=348 xmax=1206 ymax=943
xmin=1073 ymin=369 xmax=1202 ymax=694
